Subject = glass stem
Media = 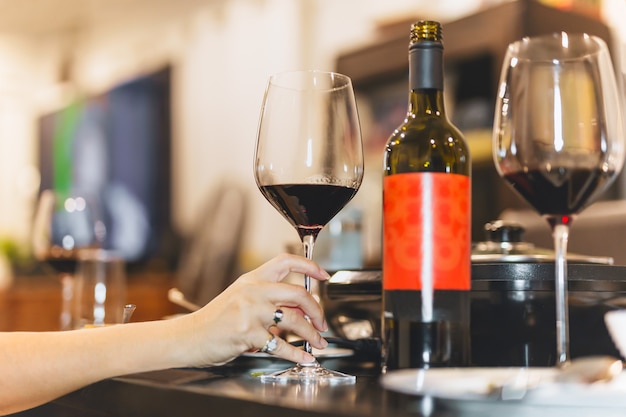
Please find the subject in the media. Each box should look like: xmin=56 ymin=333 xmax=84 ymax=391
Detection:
xmin=60 ymin=273 xmax=74 ymax=331
xmin=302 ymin=234 xmax=315 ymax=355
xmin=553 ymin=223 xmax=570 ymax=366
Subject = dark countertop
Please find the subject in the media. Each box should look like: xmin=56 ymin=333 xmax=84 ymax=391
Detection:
xmin=39 ymin=353 xmax=444 ymax=417
xmin=13 ymin=348 xmax=626 ymax=417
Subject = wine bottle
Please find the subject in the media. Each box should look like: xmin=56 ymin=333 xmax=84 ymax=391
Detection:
xmin=382 ymin=20 xmax=471 ymax=371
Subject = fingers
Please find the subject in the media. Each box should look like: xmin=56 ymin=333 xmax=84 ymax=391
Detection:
xmin=254 ymin=305 xmax=328 ymax=364
xmin=270 ymin=307 xmax=328 ymax=350
xmin=261 ymin=283 xmax=326 ymax=332
xmin=195 ymin=254 xmax=332 ymax=366
xmin=235 ymin=254 xmax=330 ymax=332
xmin=250 ymin=254 xmax=331 ymax=284
xmin=256 ymin=332 xmax=316 ymax=364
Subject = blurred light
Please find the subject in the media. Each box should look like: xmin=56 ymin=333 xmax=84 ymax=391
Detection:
xmin=62 ymin=235 xmax=75 ymax=249
xmin=306 ymin=138 xmax=313 ymax=167
xmin=64 ymin=197 xmax=77 ymax=212
xmin=561 ymin=31 xmax=569 ymax=49
xmin=94 ymin=305 xmax=105 ymax=323
xmin=498 ymin=82 xmax=508 ymax=99
xmin=75 ymin=197 xmax=86 ymax=211
xmin=553 ymin=82 xmax=564 ymax=151
xmin=94 ymin=282 xmax=107 ymax=303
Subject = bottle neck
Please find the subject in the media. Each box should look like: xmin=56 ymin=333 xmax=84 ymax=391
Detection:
xmin=408 ymin=89 xmax=445 ymax=117
xmin=408 ymin=41 xmax=445 ymax=116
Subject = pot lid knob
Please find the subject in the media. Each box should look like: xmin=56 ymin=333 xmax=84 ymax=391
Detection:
xmin=484 ymin=220 xmax=525 ymax=243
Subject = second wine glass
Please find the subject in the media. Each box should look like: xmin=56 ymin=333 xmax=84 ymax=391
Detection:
xmin=32 ymin=189 xmax=106 ymax=329
xmin=254 ymin=70 xmax=364 ymax=383
xmin=493 ymin=32 xmax=625 ymax=365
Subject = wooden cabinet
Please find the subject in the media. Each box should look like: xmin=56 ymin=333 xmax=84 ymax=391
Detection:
xmin=0 ymin=273 xmax=178 ymax=331
xmin=336 ymin=0 xmax=615 ymax=240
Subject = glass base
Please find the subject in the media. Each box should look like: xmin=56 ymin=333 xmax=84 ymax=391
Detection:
xmin=259 ymin=361 xmax=356 ymax=384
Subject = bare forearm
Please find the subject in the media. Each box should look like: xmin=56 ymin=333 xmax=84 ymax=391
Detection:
xmin=0 ymin=254 xmax=330 ymax=415
xmin=0 ymin=319 xmax=186 ymax=415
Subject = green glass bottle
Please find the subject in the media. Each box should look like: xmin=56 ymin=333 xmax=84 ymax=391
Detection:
xmin=382 ymin=20 xmax=471 ymax=370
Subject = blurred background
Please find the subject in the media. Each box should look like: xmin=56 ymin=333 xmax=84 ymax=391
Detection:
xmin=0 ymin=0 xmax=623 ymax=281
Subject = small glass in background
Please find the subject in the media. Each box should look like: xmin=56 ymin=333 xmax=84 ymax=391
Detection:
xmin=315 ymin=206 xmax=363 ymax=272
xmin=72 ymin=250 xmax=126 ymax=328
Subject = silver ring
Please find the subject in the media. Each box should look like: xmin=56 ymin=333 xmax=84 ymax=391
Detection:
xmin=273 ymin=308 xmax=284 ymax=325
xmin=261 ymin=334 xmax=278 ymax=354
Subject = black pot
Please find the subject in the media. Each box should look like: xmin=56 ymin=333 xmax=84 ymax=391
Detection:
xmin=471 ymin=262 xmax=626 ymax=366
xmin=322 ymin=263 xmax=626 ymax=367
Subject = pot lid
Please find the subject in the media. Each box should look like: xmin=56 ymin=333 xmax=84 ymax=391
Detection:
xmin=325 ymin=264 xmax=626 ymax=297
xmin=471 ymin=220 xmax=613 ymax=265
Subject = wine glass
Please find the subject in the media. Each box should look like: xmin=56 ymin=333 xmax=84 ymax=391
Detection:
xmin=32 ymin=189 xmax=106 ymax=330
xmin=254 ymin=70 xmax=364 ymax=383
xmin=493 ymin=32 xmax=625 ymax=365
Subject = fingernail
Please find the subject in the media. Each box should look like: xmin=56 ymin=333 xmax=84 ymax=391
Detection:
xmin=302 ymin=352 xmax=316 ymax=363
xmin=321 ymin=268 xmax=331 ymax=280
xmin=320 ymin=337 xmax=328 ymax=348
xmin=323 ymin=319 xmax=329 ymax=332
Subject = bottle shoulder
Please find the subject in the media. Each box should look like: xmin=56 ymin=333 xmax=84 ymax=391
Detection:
xmin=384 ymin=116 xmax=471 ymax=175
xmin=388 ymin=115 xmax=466 ymax=143
xmin=386 ymin=118 xmax=470 ymax=155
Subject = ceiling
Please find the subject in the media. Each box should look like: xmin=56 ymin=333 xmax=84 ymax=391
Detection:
xmin=0 ymin=0 xmax=204 ymax=36
xmin=0 ymin=0 xmax=105 ymax=35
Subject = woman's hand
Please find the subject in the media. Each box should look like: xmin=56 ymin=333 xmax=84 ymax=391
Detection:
xmin=176 ymin=254 xmax=330 ymax=367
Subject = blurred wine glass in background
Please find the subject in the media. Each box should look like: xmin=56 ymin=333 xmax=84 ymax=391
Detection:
xmin=32 ymin=189 xmax=106 ymax=329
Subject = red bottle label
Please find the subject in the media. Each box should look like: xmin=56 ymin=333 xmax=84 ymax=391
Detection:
xmin=383 ymin=172 xmax=471 ymax=290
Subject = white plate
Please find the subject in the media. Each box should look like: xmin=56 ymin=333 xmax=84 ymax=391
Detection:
xmin=381 ymin=367 xmax=626 ymax=410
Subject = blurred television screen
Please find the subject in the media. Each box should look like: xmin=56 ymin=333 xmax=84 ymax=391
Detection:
xmin=38 ymin=66 xmax=173 ymax=266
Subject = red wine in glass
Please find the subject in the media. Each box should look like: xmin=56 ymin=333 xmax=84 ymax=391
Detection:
xmin=259 ymin=184 xmax=358 ymax=240
xmin=503 ymin=166 xmax=616 ymax=223
xmin=40 ymin=247 xmax=83 ymax=275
